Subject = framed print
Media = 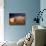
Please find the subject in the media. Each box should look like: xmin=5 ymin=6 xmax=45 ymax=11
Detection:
xmin=9 ymin=13 xmax=25 ymax=25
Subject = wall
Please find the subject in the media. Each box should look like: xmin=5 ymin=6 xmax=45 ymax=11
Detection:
xmin=40 ymin=0 xmax=46 ymax=26
xmin=4 ymin=0 xmax=40 ymax=42
xmin=0 ymin=0 xmax=4 ymax=42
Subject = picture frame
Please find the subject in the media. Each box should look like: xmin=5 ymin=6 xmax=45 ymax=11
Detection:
xmin=9 ymin=13 xmax=25 ymax=25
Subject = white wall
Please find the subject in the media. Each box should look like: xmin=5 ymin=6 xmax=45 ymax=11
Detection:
xmin=0 ymin=0 xmax=4 ymax=42
xmin=40 ymin=0 xmax=46 ymax=27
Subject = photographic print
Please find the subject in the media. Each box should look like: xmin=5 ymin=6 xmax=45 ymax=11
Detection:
xmin=9 ymin=13 xmax=25 ymax=25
